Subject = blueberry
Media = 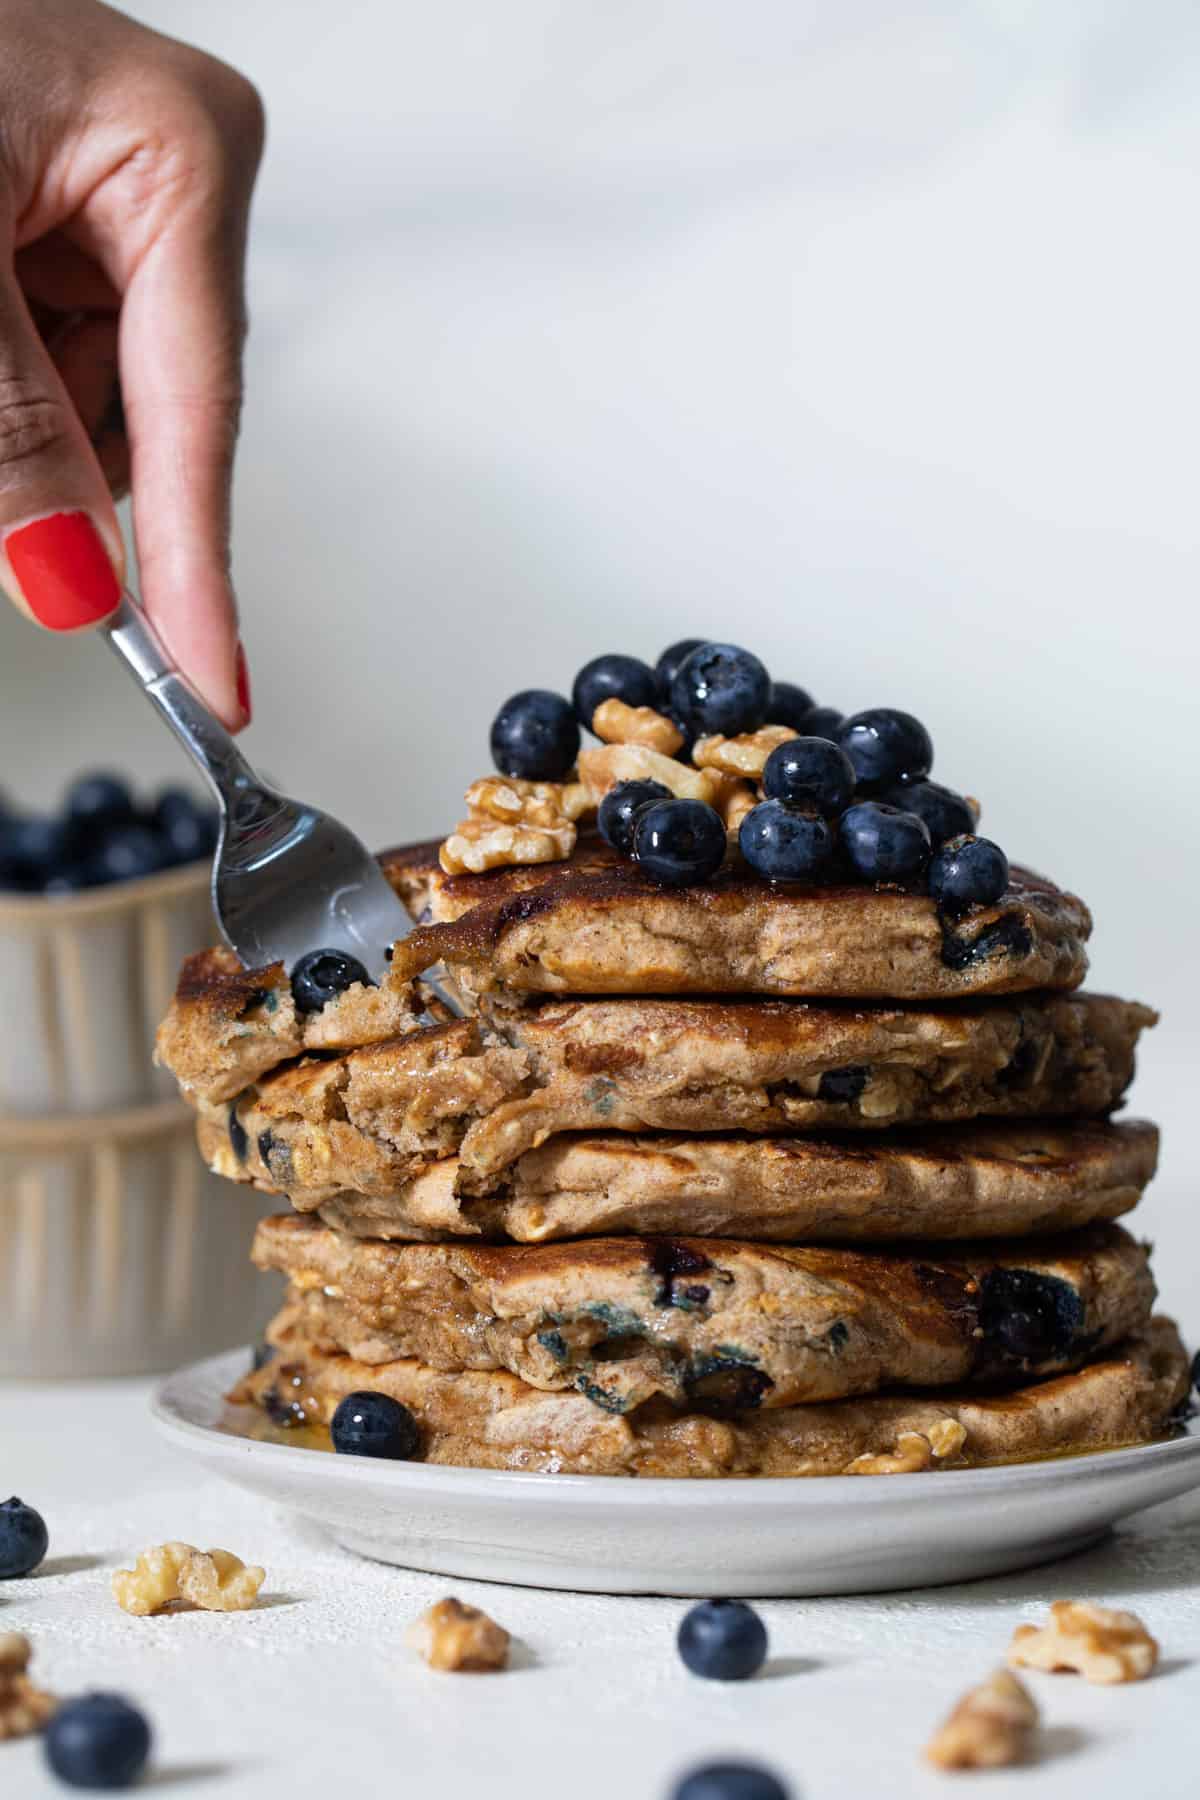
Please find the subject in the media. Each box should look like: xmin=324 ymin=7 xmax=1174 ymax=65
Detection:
xmin=291 ymin=949 xmax=372 ymax=1014
xmin=669 ymin=643 xmax=771 ymax=739
xmin=64 ymin=773 xmax=137 ymax=839
xmin=228 ymin=1104 xmax=249 ymax=1163
xmin=928 ymin=835 xmax=1009 ymax=915
xmin=836 ymin=708 xmax=933 ymax=789
xmin=86 ymin=825 xmax=166 ymax=886
xmin=44 ymin=1693 xmax=151 ymax=1790
xmin=883 ymin=779 xmax=974 ymax=846
xmin=490 ymin=689 xmax=580 ymax=781
xmin=677 ymin=1598 xmax=768 ymax=1681
xmin=817 ymin=1066 xmax=868 ymax=1102
xmin=979 ymin=1270 xmax=1081 ymax=1362
xmin=632 ymin=799 xmax=726 ymax=887
xmin=0 ymin=814 xmax=69 ymax=889
xmin=0 ymin=1497 xmax=48 ymax=1577
xmin=739 ymin=800 xmax=834 ymax=882
xmin=762 ymin=737 xmax=855 ymax=816
xmin=330 ymin=1391 xmax=421 ymax=1459
xmin=43 ymin=866 xmax=94 ymax=897
xmin=252 ymin=1341 xmax=275 ymax=1372
xmin=798 ymin=705 xmax=843 ymax=741
xmin=656 ymin=638 xmax=708 ymax=691
xmin=151 ymin=788 xmax=219 ymax=865
xmin=765 ymin=681 xmax=815 ymax=731
xmin=597 ymin=779 xmax=672 ymax=857
xmin=672 ymin=1764 xmax=790 ymax=1800
xmin=839 ymin=801 xmax=932 ymax=883
xmin=572 ymin=654 xmax=660 ymax=728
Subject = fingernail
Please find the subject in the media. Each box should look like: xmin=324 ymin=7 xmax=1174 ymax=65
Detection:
xmin=236 ymin=641 xmax=252 ymax=724
xmin=5 ymin=511 xmax=121 ymax=630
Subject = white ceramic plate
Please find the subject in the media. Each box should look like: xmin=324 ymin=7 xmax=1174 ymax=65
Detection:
xmin=154 ymin=1349 xmax=1200 ymax=1598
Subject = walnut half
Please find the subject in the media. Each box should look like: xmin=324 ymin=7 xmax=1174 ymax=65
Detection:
xmin=925 ymin=1668 xmax=1039 ymax=1770
xmin=1007 ymin=1601 xmax=1158 ymax=1685
xmin=0 ymin=1633 xmax=57 ymax=1740
xmin=112 ymin=1543 xmax=266 ymax=1616
xmin=846 ymin=1419 xmax=967 ymax=1476
xmin=406 ymin=1597 xmax=510 ymax=1672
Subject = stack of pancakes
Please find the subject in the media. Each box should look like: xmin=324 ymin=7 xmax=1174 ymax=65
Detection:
xmin=156 ymin=835 xmax=1189 ymax=1478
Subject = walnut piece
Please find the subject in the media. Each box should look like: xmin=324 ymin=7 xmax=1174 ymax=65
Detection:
xmin=718 ymin=779 xmax=758 ymax=840
xmin=693 ymin=725 xmax=797 ymax=778
xmin=465 ymin=776 xmax=592 ymax=827
xmin=846 ymin=1419 xmax=967 ymax=1476
xmin=591 ymin=698 xmax=684 ymax=756
xmin=0 ymin=1634 xmax=57 ymax=1740
xmin=578 ymin=744 xmax=725 ymax=807
xmin=439 ymin=817 xmax=576 ymax=876
xmin=925 ymin=1668 xmax=1039 ymax=1770
xmin=1007 ymin=1601 xmax=1158 ymax=1685
xmin=406 ymin=1597 xmax=510 ymax=1672
xmin=112 ymin=1543 xmax=266 ymax=1616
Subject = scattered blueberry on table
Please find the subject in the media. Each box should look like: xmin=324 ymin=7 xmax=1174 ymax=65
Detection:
xmin=331 ymin=1391 xmax=421 ymax=1460
xmin=290 ymin=948 xmax=373 ymax=1014
xmin=0 ymin=773 xmax=217 ymax=896
xmin=0 ymin=1496 xmax=48 ymax=1578
xmin=44 ymin=1693 xmax=152 ymax=1791
xmin=671 ymin=1765 xmax=790 ymax=1800
xmin=677 ymin=1598 xmax=769 ymax=1681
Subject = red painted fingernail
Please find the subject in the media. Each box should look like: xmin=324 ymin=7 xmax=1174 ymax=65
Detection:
xmin=236 ymin=642 xmax=252 ymax=723
xmin=5 ymin=511 xmax=121 ymax=630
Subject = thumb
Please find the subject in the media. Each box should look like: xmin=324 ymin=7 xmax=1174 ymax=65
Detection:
xmin=0 ymin=264 xmax=125 ymax=632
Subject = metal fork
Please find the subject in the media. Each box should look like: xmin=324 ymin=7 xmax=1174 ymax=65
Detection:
xmin=104 ymin=592 xmax=450 ymax=1004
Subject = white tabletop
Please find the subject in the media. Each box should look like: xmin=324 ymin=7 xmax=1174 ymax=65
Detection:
xmin=2 ymin=1375 xmax=1199 ymax=1800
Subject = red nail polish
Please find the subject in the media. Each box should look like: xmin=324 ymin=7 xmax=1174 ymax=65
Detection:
xmin=236 ymin=642 xmax=252 ymax=723
xmin=6 ymin=511 xmax=120 ymax=630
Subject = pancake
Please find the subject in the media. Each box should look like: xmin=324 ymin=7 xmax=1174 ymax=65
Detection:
xmin=231 ymin=1315 xmax=1190 ymax=1477
xmin=303 ymin=1120 xmax=1158 ymax=1245
xmin=251 ymin=1215 xmax=1153 ymax=1412
xmin=380 ymin=835 xmax=1091 ymax=1002
xmin=196 ymin=991 xmax=1151 ymax=1202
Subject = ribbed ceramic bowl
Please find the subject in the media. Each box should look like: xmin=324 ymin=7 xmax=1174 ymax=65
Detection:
xmin=0 ymin=860 xmax=213 ymax=1115
xmin=0 ymin=1100 xmax=277 ymax=1378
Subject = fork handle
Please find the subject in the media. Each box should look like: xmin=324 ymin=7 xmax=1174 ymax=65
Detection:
xmin=103 ymin=593 xmax=261 ymax=808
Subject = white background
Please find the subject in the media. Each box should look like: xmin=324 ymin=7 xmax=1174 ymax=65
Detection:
xmin=0 ymin=1 xmax=1196 ymax=1313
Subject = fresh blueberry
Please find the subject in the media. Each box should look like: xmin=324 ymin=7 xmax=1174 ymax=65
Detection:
xmin=151 ymin=788 xmax=219 ymax=865
xmin=928 ymin=835 xmax=1010 ymax=914
xmin=672 ymin=1764 xmax=790 ymax=1800
xmin=490 ymin=689 xmax=580 ymax=781
xmin=739 ymin=800 xmax=834 ymax=882
xmin=979 ymin=1270 xmax=1079 ymax=1362
xmin=817 ymin=1066 xmax=868 ymax=1102
xmin=798 ymin=705 xmax=843 ymax=741
xmin=64 ymin=773 xmax=137 ymax=840
xmin=764 ymin=682 xmax=815 ymax=731
xmin=291 ymin=949 xmax=373 ymax=1014
xmin=677 ymin=1598 xmax=769 ymax=1681
xmin=883 ymin=779 xmax=974 ymax=846
xmin=836 ymin=708 xmax=933 ymax=789
xmin=572 ymin=654 xmax=660 ymax=728
xmin=597 ymin=779 xmax=672 ymax=857
xmin=839 ymin=801 xmax=932 ymax=883
xmin=44 ymin=1693 xmax=152 ymax=1790
xmin=252 ymin=1342 xmax=275 ymax=1372
xmin=0 ymin=814 xmax=69 ymax=889
xmin=669 ymin=643 xmax=771 ymax=739
xmin=0 ymin=1497 xmax=48 ymax=1577
xmin=86 ymin=825 xmax=167 ymax=886
xmin=762 ymin=737 xmax=855 ymax=816
xmin=632 ymin=799 xmax=726 ymax=887
xmin=656 ymin=638 xmax=708 ymax=691
xmin=330 ymin=1391 xmax=421 ymax=1459
xmin=42 ymin=866 xmax=94 ymax=897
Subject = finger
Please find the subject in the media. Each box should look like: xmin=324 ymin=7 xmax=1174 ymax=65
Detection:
xmin=0 ymin=256 xmax=124 ymax=632
xmin=48 ymin=311 xmax=129 ymax=500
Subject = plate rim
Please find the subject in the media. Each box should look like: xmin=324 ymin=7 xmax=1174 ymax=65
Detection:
xmin=153 ymin=1346 xmax=1200 ymax=1509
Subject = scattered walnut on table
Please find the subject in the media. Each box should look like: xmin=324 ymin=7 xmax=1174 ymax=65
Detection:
xmin=1007 ymin=1600 xmax=1158 ymax=1685
xmin=693 ymin=724 xmax=798 ymax=778
xmin=439 ymin=816 xmax=576 ymax=876
xmin=407 ymin=1597 xmax=510 ymax=1672
xmin=0 ymin=1633 xmax=57 ymax=1740
xmin=846 ymin=1419 xmax=967 ymax=1476
xmin=924 ymin=1667 xmax=1039 ymax=1770
xmin=591 ymin=698 xmax=684 ymax=756
xmin=112 ymin=1543 xmax=266 ymax=1616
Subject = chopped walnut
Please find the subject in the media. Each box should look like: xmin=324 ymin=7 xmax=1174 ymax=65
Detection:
xmin=693 ymin=725 xmax=798 ymax=779
xmin=112 ymin=1543 xmax=266 ymax=1616
xmin=925 ymin=1668 xmax=1039 ymax=1770
xmin=717 ymin=779 xmax=758 ymax=840
xmin=578 ymin=744 xmax=725 ymax=807
xmin=439 ymin=816 xmax=576 ymax=876
xmin=1007 ymin=1601 xmax=1158 ymax=1685
xmin=0 ymin=1634 xmax=57 ymax=1740
xmin=591 ymin=698 xmax=684 ymax=756
xmin=846 ymin=1419 xmax=967 ymax=1476
xmin=406 ymin=1597 xmax=510 ymax=1672
xmin=465 ymin=776 xmax=592 ymax=828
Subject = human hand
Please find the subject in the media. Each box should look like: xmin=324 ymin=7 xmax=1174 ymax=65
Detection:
xmin=0 ymin=0 xmax=264 ymax=729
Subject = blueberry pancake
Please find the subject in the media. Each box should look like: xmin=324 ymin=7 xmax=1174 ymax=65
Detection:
xmin=195 ymin=991 xmax=1152 ymax=1203
xmin=381 ymin=835 xmax=1091 ymax=1003
xmin=303 ymin=1120 xmax=1158 ymax=1246
xmin=232 ymin=1315 xmax=1190 ymax=1478
xmin=251 ymin=1215 xmax=1153 ymax=1413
